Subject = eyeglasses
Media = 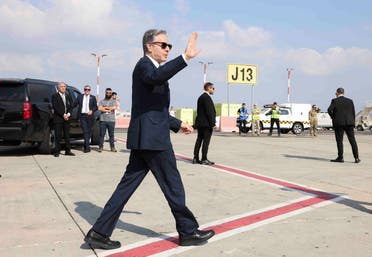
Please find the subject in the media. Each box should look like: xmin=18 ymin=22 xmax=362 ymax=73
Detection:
xmin=84 ymin=88 xmax=91 ymax=91
xmin=151 ymin=42 xmax=172 ymax=50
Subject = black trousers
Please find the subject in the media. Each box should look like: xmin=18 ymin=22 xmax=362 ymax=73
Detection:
xmin=54 ymin=121 xmax=71 ymax=153
xmin=193 ymin=127 xmax=213 ymax=160
xmin=269 ymin=118 xmax=280 ymax=134
xmin=80 ymin=114 xmax=94 ymax=150
xmin=334 ymin=125 xmax=359 ymax=159
xmin=92 ymin=149 xmax=199 ymax=237
xmin=238 ymin=120 xmax=247 ymax=133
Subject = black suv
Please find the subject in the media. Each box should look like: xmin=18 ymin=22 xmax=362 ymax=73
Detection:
xmin=0 ymin=78 xmax=100 ymax=153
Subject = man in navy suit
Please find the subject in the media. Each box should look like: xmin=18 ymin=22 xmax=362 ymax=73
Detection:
xmin=85 ymin=29 xmax=215 ymax=249
xmin=74 ymin=85 xmax=98 ymax=152
xmin=328 ymin=87 xmax=360 ymax=163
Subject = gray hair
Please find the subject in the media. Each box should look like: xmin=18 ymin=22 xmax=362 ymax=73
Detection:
xmin=142 ymin=29 xmax=167 ymax=55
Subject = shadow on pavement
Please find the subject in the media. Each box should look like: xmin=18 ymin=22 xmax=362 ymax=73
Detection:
xmin=0 ymin=141 xmax=90 ymax=156
xmin=74 ymin=201 xmax=163 ymax=238
xmin=0 ymin=144 xmax=38 ymax=156
xmin=283 ymin=154 xmax=330 ymax=162
xmin=337 ymin=199 xmax=372 ymax=215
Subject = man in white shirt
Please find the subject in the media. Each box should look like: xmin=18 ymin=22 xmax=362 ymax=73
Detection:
xmin=74 ymin=85 xmax=98 ymax=152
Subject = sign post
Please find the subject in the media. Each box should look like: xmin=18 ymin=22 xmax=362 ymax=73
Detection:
xmin=227 ymin=64 xmax=258 ymax=116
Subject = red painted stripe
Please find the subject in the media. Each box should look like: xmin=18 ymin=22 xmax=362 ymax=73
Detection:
xmin=174 ymin=154 xmax=336 ymax=199
xmin=106 ymin=195 xmax=336 ymax=257
xmin=105 ymin=139 xmax=339 ymax=257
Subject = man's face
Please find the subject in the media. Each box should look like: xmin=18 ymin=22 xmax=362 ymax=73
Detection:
xmin=207 ymin=85 xmax=215 ymax=95
xmin=105 ymin=90 xmax=112 ymax=98
xmin=147 ymin=33 xmax=170 ymax=64
xmin=84 ymin=86 xmax=91 ymax=95
xmin=58 ymin=83 xmax=66 ymax=94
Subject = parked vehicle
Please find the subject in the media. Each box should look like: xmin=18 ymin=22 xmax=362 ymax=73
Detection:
xmin=245 ymin=103 xmax=312 ymax=134
xmin=317 ymin=112 xmax=333 ymax=129
xmin=355 ymin=104 xmax=372 ymax=131
xmin=0 ymin=78 xmax=100 ymax=153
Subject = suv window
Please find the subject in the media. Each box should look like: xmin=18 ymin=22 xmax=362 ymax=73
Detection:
xmin=280 ymin=109 xmax=289 ymax=115
xmin=67 ymin=87 xmax=80 ymax=103
xmin=28 ymin=83 xmax=56 ymax=103
xmin=0 ymin=83 xmax=25 ymax=101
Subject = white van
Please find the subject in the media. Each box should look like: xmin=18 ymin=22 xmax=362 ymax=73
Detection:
xmin=247 ymin=103 xmax=312 ymax=134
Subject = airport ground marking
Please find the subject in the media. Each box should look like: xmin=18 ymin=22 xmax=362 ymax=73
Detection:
xmin=88 ymin=139 xmax=341 ymax=257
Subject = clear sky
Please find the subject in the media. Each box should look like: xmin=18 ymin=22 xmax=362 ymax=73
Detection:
xmin=1 ymin=0 xmax=372 ymax=112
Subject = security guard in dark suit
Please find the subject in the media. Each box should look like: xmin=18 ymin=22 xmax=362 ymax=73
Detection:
xmin=193 ymin=82 xmax=216 ymax=165
xmin=328 ymin=87 xmax=360 ymax=163
xmin=85 ymin=29 xmax=215 ymax=249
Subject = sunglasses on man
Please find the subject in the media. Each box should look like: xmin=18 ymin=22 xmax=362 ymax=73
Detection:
xmin=151 ymin=41 xmax=172 ymax=50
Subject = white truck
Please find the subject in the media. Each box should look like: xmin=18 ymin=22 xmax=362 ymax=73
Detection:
xmin=356 ymin=104 xmax=372 ymax=131
xmin=246 ymin=103 xmax=312 ymax=134
xmin=317 ymin=112 xmax=333 ymax=129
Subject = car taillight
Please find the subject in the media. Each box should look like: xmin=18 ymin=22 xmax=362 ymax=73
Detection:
xmin=23 ymin=102 xmax=32 ymax=120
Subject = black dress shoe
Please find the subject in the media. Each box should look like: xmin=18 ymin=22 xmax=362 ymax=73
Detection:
xmin=83 ymin=148 xmax=91 ymax=153
xmin=330 ymin=158 xmax=344 ymax=163
xmin=192 ymin=157 xmax=201 ymax=164
xmin=355 ymin=158 xmax=361 ymax=163
xmin=84 ymin=229 xmax=121 ymax=250
xmin=65 ymin=151 xmax=75 ymax=156
xmin=54 ymin=152 xmax=60 ymax=157
xmin=201 ymin=159 xmax=215 ymax=165
xmin=179 ymin=229 xmax=215 ymax=246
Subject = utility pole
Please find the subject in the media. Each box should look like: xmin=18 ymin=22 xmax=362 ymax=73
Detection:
xmin=91 ymin=53 xmax=107 ymax=102
xmin=287 ymin=68 xmax=293 ymax=103
xmin=199 ymin=61 xmax=213 ymax=84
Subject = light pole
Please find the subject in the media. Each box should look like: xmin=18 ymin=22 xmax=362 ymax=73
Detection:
xmin=287 ymin=68 xmax=293 ymax=103
xmin=199 ymin=61 xmax=213 ymax=84
xmin=91 ymin=53 xmax=107 ymax=101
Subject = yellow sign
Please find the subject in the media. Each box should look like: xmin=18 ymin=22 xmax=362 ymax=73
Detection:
xmin=227 ymin=64 xmax=257 ymax=85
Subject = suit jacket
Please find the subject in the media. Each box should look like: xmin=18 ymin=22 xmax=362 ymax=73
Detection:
xmin=126 ymin=55 xmax=187 ymax=150
xmin=74 ymin=94 xmax=98 ymax=118
xmin=327 ymin=96 xmax=355 ymax=127
xmin=194 ymin=92 xmax=216 ymax=128
xmin=52 ymin=92 xmax=73 ymax=124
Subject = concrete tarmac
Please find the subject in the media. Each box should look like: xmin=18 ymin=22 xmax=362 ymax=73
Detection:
xmin=0 ymin=130 xmax=371 ymax=257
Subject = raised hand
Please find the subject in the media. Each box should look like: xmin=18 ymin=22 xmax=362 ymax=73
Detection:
xmin=184 ymin=32 xmax=201 ymax=61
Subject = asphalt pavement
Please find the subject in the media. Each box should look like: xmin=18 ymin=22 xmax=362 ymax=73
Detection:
xmin=0 ymin=130 xmax=371 ymax=257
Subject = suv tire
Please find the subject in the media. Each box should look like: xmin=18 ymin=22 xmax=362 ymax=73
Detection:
xmin=292 ymin=122 xmax=304 ymax=134
xmin=38 ymin=126 xmax=55 ymax=154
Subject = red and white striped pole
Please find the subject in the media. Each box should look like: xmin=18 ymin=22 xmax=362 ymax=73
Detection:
xmin=96 ymin=56 xmax=101 ymax=101
xmin=203 ymin=63 xmax=207 ymax=83
xmin=199 ymin=61 xmax=213 ymax=85
xmin=287 ymin=68 xmax=293 ymax=103
xmin=91 ymin=53 xmax=107 ymax=102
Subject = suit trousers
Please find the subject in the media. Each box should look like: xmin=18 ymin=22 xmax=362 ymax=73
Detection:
xmin=193 ymin=127 xmax=213 ymax=160
xmin=334 ymin=125 xmax=359 ymax=159
xmin=80 ymin=114 xmax=93 ymax=149
xmin=54 ymin=121 xmax=71 ymax=153
xmin=92 ymin=148 xmax=199 ymax=237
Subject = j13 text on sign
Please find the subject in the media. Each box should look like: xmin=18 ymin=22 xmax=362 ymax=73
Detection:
xmin=227 ymin=64 xmax=258 ymax=85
